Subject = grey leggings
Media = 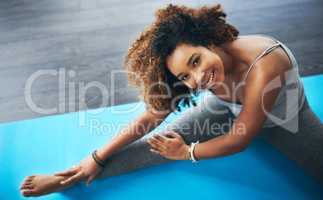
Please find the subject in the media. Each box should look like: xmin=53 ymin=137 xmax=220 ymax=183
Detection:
xmin=98 ymin=95 xmax=323 ymax=184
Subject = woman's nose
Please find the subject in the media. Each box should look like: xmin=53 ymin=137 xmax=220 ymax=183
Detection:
xmin=191 ymin=71 xmax=205 ymax=89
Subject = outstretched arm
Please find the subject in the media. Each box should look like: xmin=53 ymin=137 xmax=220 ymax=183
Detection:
xmin=148 ymin=68 xmax=282 ymax=161
xmin=57 ymin=108 xmax=171 ymax=186
xmin=20 ymin=109 xmax=172 ymax=197
xmin=194 ymin=66 xmax=282 ymax=160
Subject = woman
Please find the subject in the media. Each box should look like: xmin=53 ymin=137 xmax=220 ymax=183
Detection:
xmin=20 ymin=4 xmax=323 ymax=197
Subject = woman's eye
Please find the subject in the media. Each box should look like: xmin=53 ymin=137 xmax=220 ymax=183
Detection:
xmin=181 ymin=75 xmax=189 ymax=81
xmin=193 ymin=56 xmax=200 ymax=67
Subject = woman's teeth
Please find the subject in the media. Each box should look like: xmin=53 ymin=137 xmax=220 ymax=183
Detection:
xmin=206 ymin=71 xmax=214 ymax=86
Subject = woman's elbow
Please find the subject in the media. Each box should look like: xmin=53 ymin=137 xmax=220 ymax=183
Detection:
xmin=229 ymin=139 xmax=249 ymax=154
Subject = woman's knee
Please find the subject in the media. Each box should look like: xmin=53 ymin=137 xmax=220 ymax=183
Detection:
xmin=164 ymin=97 xmax=235 ymax=144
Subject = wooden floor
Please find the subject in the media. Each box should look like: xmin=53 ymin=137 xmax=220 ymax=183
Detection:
xmin=0 ymin=0 xmax=322 ymax=123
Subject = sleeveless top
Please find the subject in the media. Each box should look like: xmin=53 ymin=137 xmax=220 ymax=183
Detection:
xmin=213 ymin=34 xmax=305 ymax=128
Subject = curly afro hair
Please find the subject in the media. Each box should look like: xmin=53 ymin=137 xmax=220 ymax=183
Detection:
xmin=124 ymin=3 xmax=239 ymax=114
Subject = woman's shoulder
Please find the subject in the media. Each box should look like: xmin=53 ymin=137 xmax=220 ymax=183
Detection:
xmin=223 ymin=34 xmax=280 ymax=64
xmin=224 ymin=34 xmax=292 ymax=83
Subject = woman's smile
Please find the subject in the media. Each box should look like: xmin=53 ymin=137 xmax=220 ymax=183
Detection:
xmin=202 ymin=69 xmax=217 ymax=89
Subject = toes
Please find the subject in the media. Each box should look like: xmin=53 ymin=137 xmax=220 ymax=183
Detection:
xmin=27 ymin=179 xmax=34 ymax=184
xmin=20 ymin=184 xmax=33 ymax=190
xmin=23 ymin=179 xmax=32 ymax=184
xmin=20 ymin=182 xmax=29 ymax=189
xmin=21 ymin=189 xmax=36 ymax=197
xmin=20 ymin=182 xmax=30 ymax=189
xmin=27 ymin=175 xmax=35 ymax=181
xmin=23 ymin=175 xmax=34 ymax=184
xmin=21 ymin=176 xmax=35 ymax=189
xmin=21 ymin=178 xmax=33 ymax=185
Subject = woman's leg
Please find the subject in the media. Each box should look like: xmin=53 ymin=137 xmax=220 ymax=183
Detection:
xmin=98 ymin=95 xmax=235 ymax=178
xmin=20 ymin=95 xmax=235 ymax=196
xmin=259 ymin=97 xmax=323 ymax=184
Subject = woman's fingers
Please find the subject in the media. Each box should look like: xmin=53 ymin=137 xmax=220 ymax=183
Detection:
xmin=148 ymin=137 xmax=164 ymax=148
xmin=150 ymin=137 xmax=165 ymax=146
xmin=164 ymin=131 xmax=181 ymax=139
xmin=55 ymin=166 xmax=79 ymax=176
xmin=60 ymin=171 xmax=84 ymax=185
xmin=150 ymin=148 xmax=168 ymax=158
xmin=153 ymin=134 xmax=167 ymax=142
xmin=147 ymin=139 xmax=166 ymax=152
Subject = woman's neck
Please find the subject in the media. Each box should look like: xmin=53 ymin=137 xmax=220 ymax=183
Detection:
xmin=208 ymin=40 xmax=249 ymax=103
xmin=219 ymin=39 xmax=250 ymax=83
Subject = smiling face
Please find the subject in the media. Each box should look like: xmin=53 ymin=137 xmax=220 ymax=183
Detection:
xmin=166 ymin=43 xmax=226 ymax=91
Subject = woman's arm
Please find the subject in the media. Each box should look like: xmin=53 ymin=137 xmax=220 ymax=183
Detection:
xmin=194 ymin=67 xmax=282 ymax=160
xmin=148 ymin=63 xmax=283 ymax=161
xmin=58 ymin=109 xmax=171 ymax=186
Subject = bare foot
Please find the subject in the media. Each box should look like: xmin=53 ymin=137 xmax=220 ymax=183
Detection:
xmin=20 ymin=175 xmax=73 ymax=197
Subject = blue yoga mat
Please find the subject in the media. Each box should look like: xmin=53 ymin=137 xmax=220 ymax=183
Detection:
xmin=1 ymin=75 xmax=323 ymax=200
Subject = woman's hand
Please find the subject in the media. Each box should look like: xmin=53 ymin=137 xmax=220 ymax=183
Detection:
xmin=147 ymin=131 xmax=190 ymax=160
xmin=54 ymin=154 xmax=104 ymax=186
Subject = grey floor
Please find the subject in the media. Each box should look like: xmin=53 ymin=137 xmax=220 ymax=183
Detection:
xmin=0 ymin=0 xmax=322 ymax=123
